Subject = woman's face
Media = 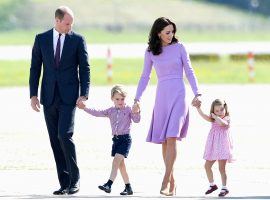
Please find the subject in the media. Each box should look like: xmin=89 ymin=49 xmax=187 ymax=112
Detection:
xmin=158 ymin=24 xmax=174 ymax=46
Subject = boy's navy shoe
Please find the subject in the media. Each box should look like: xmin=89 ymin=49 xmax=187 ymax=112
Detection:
xmin=98 ymin=184 xmax=111 ymax=193
xmin=120 ymin=186 xmax=133 ymax=195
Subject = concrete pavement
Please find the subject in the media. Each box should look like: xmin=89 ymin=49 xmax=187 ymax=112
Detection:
xmin=0 ymin=85 xmax=270 ymax=199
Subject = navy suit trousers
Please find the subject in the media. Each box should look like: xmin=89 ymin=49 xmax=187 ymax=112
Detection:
xmin=43 ymin=84 xmax=79 ymax=188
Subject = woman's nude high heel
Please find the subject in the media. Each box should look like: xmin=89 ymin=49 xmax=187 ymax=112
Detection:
xmin=160 ymin=182 xmax=169 ymax=196
xmin=167 ymin=185 xmax=177 ymax=196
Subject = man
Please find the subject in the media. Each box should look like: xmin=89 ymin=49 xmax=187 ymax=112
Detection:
xmin=29 ymin=6 xmax=90 ymax=195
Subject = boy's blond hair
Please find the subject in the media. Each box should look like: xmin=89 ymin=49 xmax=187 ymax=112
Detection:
xmin=111 ymin=85 xmax=127 ymax=98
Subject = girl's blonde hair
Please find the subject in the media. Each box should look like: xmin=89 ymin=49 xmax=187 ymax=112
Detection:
xmin=210 ymin=99 xmax=229 ymax=117
xmin=111 ymin=85 xmax=127 ymax=98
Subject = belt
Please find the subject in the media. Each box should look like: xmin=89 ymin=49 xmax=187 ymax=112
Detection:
xmin=113 ymin=134 xmax=130 ymax=139
xmin=158 ymin=74 xmax=182 ymax=82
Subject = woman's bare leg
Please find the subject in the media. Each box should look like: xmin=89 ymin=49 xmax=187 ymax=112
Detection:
xmin=161 ymin=138 xmax=177 ymax=194
xmin=162 ymin=141 xmax=175 ymax=193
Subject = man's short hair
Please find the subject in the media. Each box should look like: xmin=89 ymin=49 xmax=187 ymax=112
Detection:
xmin=55 ymin=6 xmax=74 ymax=20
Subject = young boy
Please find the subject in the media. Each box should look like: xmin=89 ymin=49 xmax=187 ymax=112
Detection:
xmin=77 ymin=85 xmax=140 ymax=195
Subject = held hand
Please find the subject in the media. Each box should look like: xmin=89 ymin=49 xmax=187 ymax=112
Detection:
xmin=192 ymin=95 xmax=202 ymax=108
xmin=76 ymin=96 xmax=87 ymax=105
xmin=31 ymin=96 xmax=40 ymax=112
xmin=193 ymin=103 xmax=201 ymax=109
xmin=77 ymin=101 xmax=86 ymax=109
xmin=132 ymin=102 xmax=140 ymax=113
xmin=76 ymin=96 xmax=87 ymax=109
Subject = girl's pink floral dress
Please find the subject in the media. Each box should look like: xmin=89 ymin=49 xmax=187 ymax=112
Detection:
xmin=203 ymin=116 xmax=234 ymax=162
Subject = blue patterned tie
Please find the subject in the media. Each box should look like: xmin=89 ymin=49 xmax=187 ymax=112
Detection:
xmin=55 ymin=33 xmax=61 ymax=68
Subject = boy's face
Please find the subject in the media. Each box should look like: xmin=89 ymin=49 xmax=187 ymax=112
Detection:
xmin=112 ymin=93 xmax=126 ymax=108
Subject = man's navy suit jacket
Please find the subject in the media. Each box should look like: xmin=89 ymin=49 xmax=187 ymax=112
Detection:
xmin=29 ymin=28 xmax=90 ymax=106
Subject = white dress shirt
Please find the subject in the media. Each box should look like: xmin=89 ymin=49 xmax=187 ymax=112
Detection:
xmin=53 ymin=28 xmax=65 ymax=58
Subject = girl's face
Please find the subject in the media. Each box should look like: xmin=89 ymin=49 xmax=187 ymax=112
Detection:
xmin=112 ymin=93 xmax=126 ymax=108
xmin=213 ymin=105 xmax=226 ymax=118
xmin=158 ymin=24 xmax=174 ymax=46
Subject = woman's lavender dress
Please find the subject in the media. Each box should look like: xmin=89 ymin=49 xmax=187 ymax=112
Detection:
xmin=135 ymin=43 xmax=200 ymax=144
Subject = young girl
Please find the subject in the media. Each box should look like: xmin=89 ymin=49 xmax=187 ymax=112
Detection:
xmin=77 ymin=85 xmax=140 ymax=195
xmin=195 ymin=99 xmax=233 ymax=197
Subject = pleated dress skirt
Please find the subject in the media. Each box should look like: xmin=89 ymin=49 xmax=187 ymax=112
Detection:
xmin=146 ymin=75 xmax=189 ymax=144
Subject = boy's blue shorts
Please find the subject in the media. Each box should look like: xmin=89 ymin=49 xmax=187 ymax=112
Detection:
xmin=111 ymin=134 xmax=132 ymax=158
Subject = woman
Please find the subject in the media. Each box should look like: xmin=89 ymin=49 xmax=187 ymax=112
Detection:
xmin=133 ymin=17 xmax=201 ymax=196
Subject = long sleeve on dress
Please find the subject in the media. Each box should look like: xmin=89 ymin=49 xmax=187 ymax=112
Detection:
xmin=180 ymin=44 xmax=200 ymax=96
xmin=135 ymin=49 xmax=153 ymax=101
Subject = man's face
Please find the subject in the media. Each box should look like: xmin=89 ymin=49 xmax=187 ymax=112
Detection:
xmin=55 ymin=13 xmax=73 ymax=34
